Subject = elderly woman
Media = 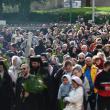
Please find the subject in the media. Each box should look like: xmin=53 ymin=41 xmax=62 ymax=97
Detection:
xmin=8 ymin=56 xmax=22 ymax=83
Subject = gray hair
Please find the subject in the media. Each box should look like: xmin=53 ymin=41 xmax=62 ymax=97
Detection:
xmin=78 ymin=52 xmax=85 ymax=59
xmin=72 ymin=65 xmax=82 ymax=72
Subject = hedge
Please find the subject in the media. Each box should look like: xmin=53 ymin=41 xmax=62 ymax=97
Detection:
xmin=0 ymin=7 xmax=110 ymax=24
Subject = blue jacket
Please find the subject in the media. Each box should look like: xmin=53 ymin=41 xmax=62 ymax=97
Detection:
xmin=58 ymin=74 xmax=71 ymax=99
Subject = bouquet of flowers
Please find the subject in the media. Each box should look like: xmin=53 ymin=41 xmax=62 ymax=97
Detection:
xmin=22 ymin=74 xmax=47 ymax=94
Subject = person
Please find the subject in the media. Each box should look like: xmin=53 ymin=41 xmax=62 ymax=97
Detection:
xmin=54 ymin=60 xmax=73 ymax=110
xmin=77 ymin=52 xmax=86 ymax=67
xmin=69 ymin=46 xmax=78 ymax=58
xmin=12 ymin=29 xmax=23 ymax=44
xmin=81 ymin=45 xmax=92 ymax=57
xmin=12 ymin=29 xmax=23 ymax=50
xmin=41 ymin=53 xmax=48 ymax=62
xmin=29 ymin=55 xmax=43 ymax=75
xmin=72 ymin=65 xmax=90 ymax=93
xmin=90 ymin=38 xmax=102 ymax=52
xmin=63 ymin=76 xmax=83 ymax=110
xmin=92 ymin=55 xmax=104 ymax=70
xmin=58 ymin=75 xmax=71 ymax=99
xmin=72 ymin=65 xmax=90 ymax=110
xmin=40 ymin=24 xmax=48 ymax=35
xmin=30 ymin=56 xmax=51 ymax=110
xmin=55 ymin=60 xmax=73 ymax=87
xmin=29 ymin=48 xmax=35 ymax=57
xmin=16 ymin=64 xmax=41 ymax=110
xmin=58 ymin=74 xmax=71 ymax=110
xmin=49 ymin=56 xmax=60 ymax=110
xmin=95 ymin=60 xmax=110 ymax=110
xmin=34 ymin=39 xmax=46 ymax=55
xmin=92 ymin=44 xmax=103 ymax=55
xmin=97 ymin=52 xmax=106 ymax=62
xmin=103 ymin=44 xmax=110 ymax=58
xmin=82 ymin=57 xmax=98 ymax=110
xmin=8 ymin=55 xmax=22 ymax=83
xmin=40 ymin=61 xmax=52 ymax=110
xmin=62 ymin=44 xmax=68 ymax=55
xmin=55 ymin=46 xmax=64 ymax=64
xmin=0 ymin=60 xmax=14 ymax=110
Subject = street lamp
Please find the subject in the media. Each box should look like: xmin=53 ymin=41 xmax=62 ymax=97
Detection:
xmin=92 ymin=0 xmax=95 ymax=22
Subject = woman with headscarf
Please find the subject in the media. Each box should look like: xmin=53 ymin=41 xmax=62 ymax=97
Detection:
xmin=8 ymin=56 xmax=22 ymax=83
xmin=63 ymin=76 xmax=83 ymax=110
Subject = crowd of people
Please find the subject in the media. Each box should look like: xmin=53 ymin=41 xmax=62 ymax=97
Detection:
xmin=0 ymin=20 xmax=110 ymax=110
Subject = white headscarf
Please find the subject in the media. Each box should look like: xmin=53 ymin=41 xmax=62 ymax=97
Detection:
xmin=12 ymin=56 xmax=22 ymax=68
xmin=8 ymin=56 xmax=22 ymax=83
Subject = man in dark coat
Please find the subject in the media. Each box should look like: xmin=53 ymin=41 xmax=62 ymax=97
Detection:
xmin=0 ymin=60 xmax=14 ymax=110
xmin=95 ymin=61 xmax=110 ymax=110
xmin=29 ymin=56 xmax=51 ymax=110
xmin=16 ymin=64 xmax=41 ymax=110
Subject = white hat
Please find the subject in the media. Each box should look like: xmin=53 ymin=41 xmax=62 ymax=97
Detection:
xmin=71 ymin=76 xmax=82 ymax=86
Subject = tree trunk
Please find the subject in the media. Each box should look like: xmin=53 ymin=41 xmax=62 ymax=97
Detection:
xmin=86 ymin=0 xmax=91 ymax=6
xmin=0 ymin=1 xmax=3 ymax=13
xmin=48 ymin=0 xmax=56 ymax=8
xmin=19 ymin=0 xmax=31 ymax=19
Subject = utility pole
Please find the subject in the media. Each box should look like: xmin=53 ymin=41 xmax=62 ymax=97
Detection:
xmin=69 ymin=0 xmax=72 ymax=24
xmin=25 ymin=32 xmax=33 ymax=58
xmin=92 ymin=0 xmax=95 ymax=22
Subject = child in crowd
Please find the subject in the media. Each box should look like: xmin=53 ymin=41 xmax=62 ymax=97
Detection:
xmin=58 ymin=74 xmax=71 ymax=110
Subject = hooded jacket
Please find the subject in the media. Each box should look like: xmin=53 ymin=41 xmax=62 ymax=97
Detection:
xmin=64 ymin=86 xmax=83 ymax=110
xmin=57 ymin=74 xmax=71 ymax=100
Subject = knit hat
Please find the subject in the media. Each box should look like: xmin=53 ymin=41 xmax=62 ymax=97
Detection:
xmin=71 ymin=76 xmax=82 ymax=86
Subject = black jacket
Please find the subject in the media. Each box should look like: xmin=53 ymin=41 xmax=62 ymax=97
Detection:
xmin=95 ymin=70 xmax=110 ymax=97
xmin=0 ymin=73 xmax=14 ymax=110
